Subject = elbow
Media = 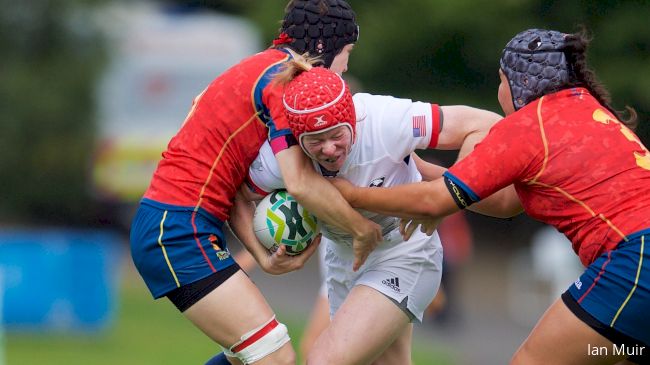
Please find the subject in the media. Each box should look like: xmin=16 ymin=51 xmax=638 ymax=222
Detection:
xmin=470 ymin=199 xmax=523 ymax=219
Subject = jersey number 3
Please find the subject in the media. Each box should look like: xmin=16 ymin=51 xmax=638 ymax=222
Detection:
xmin=593 ymin=108 xmax=650 ymax=171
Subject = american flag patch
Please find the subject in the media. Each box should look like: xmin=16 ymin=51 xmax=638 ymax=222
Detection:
xmin=412 ymin=115 xmax=427 ymax=137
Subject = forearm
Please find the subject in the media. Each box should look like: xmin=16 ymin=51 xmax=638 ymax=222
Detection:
xmin=229 ymin=191 xmax=271 ymax=266
xmin=293 ymin=170 xmax=370 ymax=235
xmin=277 ymin=146 xmax=369 ymax=236
xmin=348 ymin=178 xmax=459 ymax=219
xmin=230 ymin=187 xmax=321 ymax=275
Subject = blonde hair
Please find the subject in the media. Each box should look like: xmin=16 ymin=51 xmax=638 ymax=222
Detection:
xmin=273 ymin=51 xmax=322 ymax=86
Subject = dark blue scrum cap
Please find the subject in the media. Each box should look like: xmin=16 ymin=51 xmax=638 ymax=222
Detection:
xmin=279 ymin=0 xmax=359 ymax=68
xmin=500 ymin=29 xmax=572 ymax=110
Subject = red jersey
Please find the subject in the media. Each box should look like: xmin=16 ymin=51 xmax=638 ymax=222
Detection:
xmin=144 ymin=49 xmax=294 ymax=222
xmin=447 ymin=88 xmax=650 ymax=265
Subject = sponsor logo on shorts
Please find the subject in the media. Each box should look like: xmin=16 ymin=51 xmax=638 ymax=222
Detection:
xmin=209 ymin=234 xmax=221 ymax=251
xmin=382 ymin=277 xmax=401 ymax=293
xmin=574 ymin=279 xmax=582 ymax=290
xmin=216 ymin=251 xmax=231 ymax=261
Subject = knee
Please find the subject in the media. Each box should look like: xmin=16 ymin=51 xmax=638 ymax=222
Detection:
xmin=226 ymin=317 xmax=294 ymax=365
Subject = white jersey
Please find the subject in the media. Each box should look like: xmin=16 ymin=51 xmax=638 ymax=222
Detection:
xmin=247 ymin=93 xmax=442 ymax=246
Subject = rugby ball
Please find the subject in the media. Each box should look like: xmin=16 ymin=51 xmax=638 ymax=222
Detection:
xmin=253 ymin=190 xmax=320 ymax=255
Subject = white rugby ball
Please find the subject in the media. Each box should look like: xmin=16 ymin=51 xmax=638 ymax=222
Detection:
xmin=253 ymin=190 xmax=320 ymax=255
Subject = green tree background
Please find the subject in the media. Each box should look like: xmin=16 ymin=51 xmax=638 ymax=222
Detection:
xmin=0 ymin=0 xmax=106 ymax=225
xmin=1 ymin=0 xmax=648 ymax=225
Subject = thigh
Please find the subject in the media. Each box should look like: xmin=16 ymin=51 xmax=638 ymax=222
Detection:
xmin=512 ymin=298 xmax=628 ymax=365
xmin=308 ymin=285 xmax=411 ymax=365
xmin=184 ymin=271 xmax=296 ymax=365
xmin=372 ymin=324 xmax=413 ymax=365
xmin=183 ymin=270 xmax=276 ymax=347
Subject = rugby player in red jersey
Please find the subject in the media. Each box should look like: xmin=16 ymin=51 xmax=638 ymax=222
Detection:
xmin=332 ymin=29 xmax=650 ymax=365
xmin=130 ymin=2 xmax=382 ymax=364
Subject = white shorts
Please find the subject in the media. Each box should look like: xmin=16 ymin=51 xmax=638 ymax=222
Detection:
xmin=317 ymin=241 xmax=328 ymax=297
xmin=324 ymin=228 xmax=443 ymax=322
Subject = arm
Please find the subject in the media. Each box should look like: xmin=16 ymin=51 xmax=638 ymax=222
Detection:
xmin=412 ymin=154 xmax=447 ymax=181
xmin=470 ymin=185 xmax=523 ymax=218
xmin=413 ymin=155 xmax=523 ymax=218
xmin=340 ymin=105 xmax=520 ymax=221
xmin=228 ymin=186 xmax=320 ymax=275
xmin=333 ymin=177 xmax=458 ymax=219
xmin=436 ymin=105 xmax=501 ymax=153
xmin=332 ymin=175 xmax=522 ymax=242
xmin=435 ymin=105 xmax=524 ymax=217
xmin=275 ymin=145 xmax=382 ymax=271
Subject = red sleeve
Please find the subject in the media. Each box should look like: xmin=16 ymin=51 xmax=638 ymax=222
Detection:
xmin=262 ymin=82 xmax=298 ymax=154
xmin=447 ymin=113 xmax=543 ymax=199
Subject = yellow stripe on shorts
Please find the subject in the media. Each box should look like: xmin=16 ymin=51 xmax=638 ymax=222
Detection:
xmin=158 ymin=210 xmax=180 ymax=287
xmin=610 ymin=235 xmax=644 ymax=326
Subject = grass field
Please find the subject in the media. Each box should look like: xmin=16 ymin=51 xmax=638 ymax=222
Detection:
xmin=5 ymin=273 xmax=454 ymax=364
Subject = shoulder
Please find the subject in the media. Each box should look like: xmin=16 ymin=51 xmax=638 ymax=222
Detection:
xmin=353 ymin=93 xmax=419 ymax=121
xmin=252 ymin=48 xmax=290 ymax=62
xmin=353 ymin=93 xmax=412 ymax=107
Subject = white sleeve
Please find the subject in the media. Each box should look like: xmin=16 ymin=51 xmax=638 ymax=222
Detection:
xmin=354 ymin=93 xmax=442 ymax=160
xmin=246 ymin=141 xmax=286 ymax=195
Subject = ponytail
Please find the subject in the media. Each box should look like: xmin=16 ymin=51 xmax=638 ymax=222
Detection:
xmin=273 ymin=52 xmax=321 ymax=86
xmin=564 ymin=29 xmax=638 ymax=129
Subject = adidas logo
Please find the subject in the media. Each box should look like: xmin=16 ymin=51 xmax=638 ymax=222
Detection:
xmin=382 ymin=277 xmax=401 ymax=293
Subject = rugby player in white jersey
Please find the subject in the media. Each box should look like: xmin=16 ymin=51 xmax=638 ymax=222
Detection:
xmin=234 ymin=57 xmax=502 ymax=364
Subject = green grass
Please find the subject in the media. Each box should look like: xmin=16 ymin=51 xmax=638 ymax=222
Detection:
xmin=5 ymin=277 xmax=454 ymax=364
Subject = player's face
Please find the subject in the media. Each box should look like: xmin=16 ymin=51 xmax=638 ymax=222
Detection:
xmin=302 ymin=125 xmax=352 ymax=171
xmin=329 ymin=44 xmax=354 ymax=75
xmin=498 ymin=69 xmax=515 ymax=116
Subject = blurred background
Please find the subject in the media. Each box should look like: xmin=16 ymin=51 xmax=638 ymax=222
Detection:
xmin=0 ymin=0 xmax=648 ymax=364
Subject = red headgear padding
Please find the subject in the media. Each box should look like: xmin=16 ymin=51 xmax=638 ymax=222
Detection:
xmin=282 ymin=67 xmax=356 ymax=151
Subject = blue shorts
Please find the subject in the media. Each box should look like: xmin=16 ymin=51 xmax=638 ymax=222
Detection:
xmin=130 ymin=198 xmax=236 ymax=298
xmin=565 ymin=228 xmax=650 ymax=347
